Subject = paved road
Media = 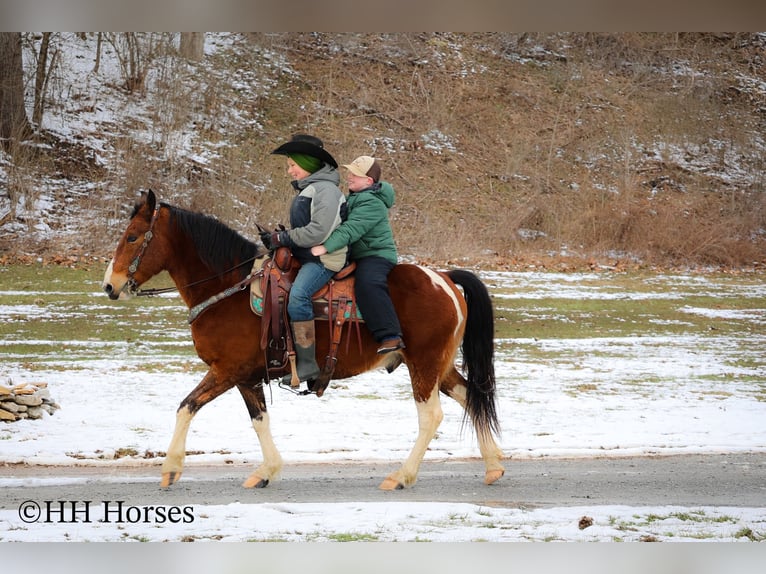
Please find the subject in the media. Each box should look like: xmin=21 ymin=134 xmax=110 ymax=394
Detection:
xmin=2 ymin=453 xmax=764 ymax=509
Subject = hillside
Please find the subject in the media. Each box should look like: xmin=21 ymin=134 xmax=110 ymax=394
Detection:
xmin=1 ymin=32 xmax=765 ymax=270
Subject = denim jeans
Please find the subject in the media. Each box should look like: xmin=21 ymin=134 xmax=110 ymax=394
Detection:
xmin=287 ymin=261 xmax=335 ymax=322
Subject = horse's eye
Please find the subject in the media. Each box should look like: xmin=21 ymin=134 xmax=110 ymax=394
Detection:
xmin=127 ymin=235 xmax=138 ymax=243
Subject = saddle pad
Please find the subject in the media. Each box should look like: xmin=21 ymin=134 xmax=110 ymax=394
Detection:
xmin=250 ymin=291 xmax=364 ymax=322
xmin=248 ymin=253 xmax=364 ymax=321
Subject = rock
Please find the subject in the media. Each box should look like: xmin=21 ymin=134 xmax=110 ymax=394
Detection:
xmin=578 ymin=516 xmax=594 ymax=530
xmin=0 ymin=408 xmax=18 ymax=421
xmin=0 ymin=400 xmax=22 ymax=413
xmin=41 ymin=403 xmax=60 ymax=415
xmin=14 ymin=394 xmax=43 ymax=407
xmin=0 ymin=381 xmax=58 ymax=422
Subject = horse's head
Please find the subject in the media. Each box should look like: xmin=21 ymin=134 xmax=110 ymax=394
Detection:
xmin=103 ymin=189 xmax=166 ymax=300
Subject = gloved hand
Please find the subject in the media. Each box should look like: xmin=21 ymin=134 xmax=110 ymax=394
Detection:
xmin=260 ymin=230 xmax=289 ymax=251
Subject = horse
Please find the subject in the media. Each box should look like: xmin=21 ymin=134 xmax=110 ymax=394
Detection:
xmin=102 ymin=189 xmax=504 ymax=490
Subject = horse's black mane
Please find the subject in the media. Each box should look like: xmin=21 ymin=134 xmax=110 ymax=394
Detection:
xmin=163 ymin=203 xmax=260 ymax=278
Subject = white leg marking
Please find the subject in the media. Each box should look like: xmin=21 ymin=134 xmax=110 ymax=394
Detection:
xmin=399 ymin=383 xmax=444 ymax=486
xmin=446 ymin=382 xmax=504 ymax=475
xmin=162 ymin=406 xmax=194 ymax=475
xmin=252 ymin=412 xmax=283 ymax=482
xmin=446 ymin=383 xmax=467 ymax=407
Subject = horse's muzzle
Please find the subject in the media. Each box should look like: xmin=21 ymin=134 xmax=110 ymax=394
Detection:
xmin=103 ymin=283 xmax=121 ymax=300
xmin=102 ymin=258 xmax=130 ymax=300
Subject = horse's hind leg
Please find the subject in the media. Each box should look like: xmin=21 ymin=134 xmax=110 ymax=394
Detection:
xmin=161 ymin=370 xmax=232 ymax=487
xmin=236 ymin=381 xmax=283 ymax=488
xmin=440 ymin=368 xmax=505 ymax=485
xmin=380 ymin=378 xmax=443 ymax=490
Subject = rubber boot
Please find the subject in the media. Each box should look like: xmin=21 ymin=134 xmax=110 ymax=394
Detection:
xmin=282 ymin=320 xmax=320 ymax=385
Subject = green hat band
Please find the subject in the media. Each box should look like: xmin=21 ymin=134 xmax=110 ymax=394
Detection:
xmin=289 ymin=153 xmax=323 ymax=173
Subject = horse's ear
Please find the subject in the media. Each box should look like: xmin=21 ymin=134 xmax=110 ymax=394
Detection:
xmin=131 ymin=189 xmax=157 ymax=221
xmin=145 ymin=189 xmax=157 ymax=211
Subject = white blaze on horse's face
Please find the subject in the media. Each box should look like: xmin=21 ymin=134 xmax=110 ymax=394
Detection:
xmin=102 ymin=258 xmax=131 ymax=300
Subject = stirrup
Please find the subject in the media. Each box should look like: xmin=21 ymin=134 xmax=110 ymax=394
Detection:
xmin=278 ymin=379 xmax=316 ymax=396
xmin=377 ymin=337 xmax=405 ymax=354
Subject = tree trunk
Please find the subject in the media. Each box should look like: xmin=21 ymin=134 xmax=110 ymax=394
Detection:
xmin=179 ymin=32 xmax=204 ymax=61
xmin=0 ymin=32 xmax=31 ymax=145
xmin=93 ymin=32 xmax=102 ymax=73
xmin=33 ymin=32 xmax=51 ymax=126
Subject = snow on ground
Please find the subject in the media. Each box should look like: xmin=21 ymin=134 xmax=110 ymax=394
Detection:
xmin=1 ymin=34 xmax=765 ymax=543
xmin=1 ymin=270 xmax=764 ymax=542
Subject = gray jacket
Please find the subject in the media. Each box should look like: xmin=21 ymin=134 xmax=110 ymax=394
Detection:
xmin=285 ymin=164 xmax=348 ymax=272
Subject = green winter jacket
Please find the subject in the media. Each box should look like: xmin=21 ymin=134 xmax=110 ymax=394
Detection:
xmin=322 ymin=181 xmax=398 ymax=265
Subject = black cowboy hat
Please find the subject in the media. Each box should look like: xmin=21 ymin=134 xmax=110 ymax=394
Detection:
xmin=271 ymin=133 xmax=338 ymax=168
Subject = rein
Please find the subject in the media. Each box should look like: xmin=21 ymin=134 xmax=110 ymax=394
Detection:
xmin=133 ymin=257 xmax=260 ymax=298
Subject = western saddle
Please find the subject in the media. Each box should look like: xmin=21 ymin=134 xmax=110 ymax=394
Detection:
xmin=250 ymin=246 xmax=362 ymax=393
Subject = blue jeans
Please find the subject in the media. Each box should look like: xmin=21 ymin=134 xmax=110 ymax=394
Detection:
xmin=287 ymin=261 xmax=335 ymax=322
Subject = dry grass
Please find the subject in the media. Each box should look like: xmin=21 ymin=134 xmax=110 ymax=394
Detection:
xmin=2 ymin=32 xmax=765 ymax=269
xmin=256 ymin=33 xmax=766 ymax=268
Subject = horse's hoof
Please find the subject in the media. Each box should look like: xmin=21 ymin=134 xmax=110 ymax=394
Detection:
xmin=379 ymin=476 xmax=404 ymax=491
xmin=160 ymin=472 xmax=181 ymax=487
xmin=310 ymin=377 xmax=329 ymax=398
xmin=484 ymin=468 xmax=504 ymax=485
xmin=243 ymin=475 xmax=269 ymax=488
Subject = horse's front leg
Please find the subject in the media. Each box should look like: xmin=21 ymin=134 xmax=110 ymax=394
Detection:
xmin=380 ymin=380 xmax=443 ymax=490
xmin=161 ymin=370 xmax=232 ymax=487
xmin=236 ymin=382 xmax=283 ymax=488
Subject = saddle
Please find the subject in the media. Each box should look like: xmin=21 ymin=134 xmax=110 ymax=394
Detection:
xmin=250 ymin=246 xmax=363 ymax=389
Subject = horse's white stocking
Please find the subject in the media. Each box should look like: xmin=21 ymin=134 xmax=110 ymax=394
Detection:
xmin=243 ymin=413 xmax=284 ymax=488
xmin=160 ymin=406 xmax=194 ymax=487
xmin=380 ymin=383 xmax=443 ymax=490
xmin=443 ymin=384 xmax=505 ymax=484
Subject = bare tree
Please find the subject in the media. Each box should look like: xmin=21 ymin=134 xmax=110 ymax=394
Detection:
xmin=33 ymin=32 xmax=59 ymax=126
xmin=105 ymin=32 xmax=149 ymax=93
xmin=93 ymin=32 xmax=103 ymax=74
xmin=179 ymin=32 xmax=205 ymax=61
xmin=105 ymin=32 xmax=172 ymax=94
xmin=0 ymin=32 xmax=31 ymax=146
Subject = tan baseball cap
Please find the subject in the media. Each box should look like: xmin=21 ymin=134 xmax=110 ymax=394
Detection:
xmin=343 ymin=156 xmax=380 ymax=181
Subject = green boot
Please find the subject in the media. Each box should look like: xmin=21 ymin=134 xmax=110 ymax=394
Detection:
xmin=282 ymin=320 xmax=320 ymax=386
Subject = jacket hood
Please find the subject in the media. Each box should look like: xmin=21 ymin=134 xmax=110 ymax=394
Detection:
xmin=369 ymin=181 xmax=395 ymax=209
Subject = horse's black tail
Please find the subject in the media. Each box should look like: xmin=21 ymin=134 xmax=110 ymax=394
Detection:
xmin=446 ymin=269 xmax=500 ymax=440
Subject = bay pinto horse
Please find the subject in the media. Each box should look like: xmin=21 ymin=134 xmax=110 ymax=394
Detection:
xmin=102 ymin=190 xmax=504 ymax=490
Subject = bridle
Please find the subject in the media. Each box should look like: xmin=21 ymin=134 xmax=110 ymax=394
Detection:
xmin=122 ymin=203 xmax=261 ymax=312
xmin=126 ymin=204 xmax=162 ymax=296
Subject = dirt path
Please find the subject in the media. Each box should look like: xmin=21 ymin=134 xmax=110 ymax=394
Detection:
xmin=2 ymin=452 xmax=764 ymax=509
